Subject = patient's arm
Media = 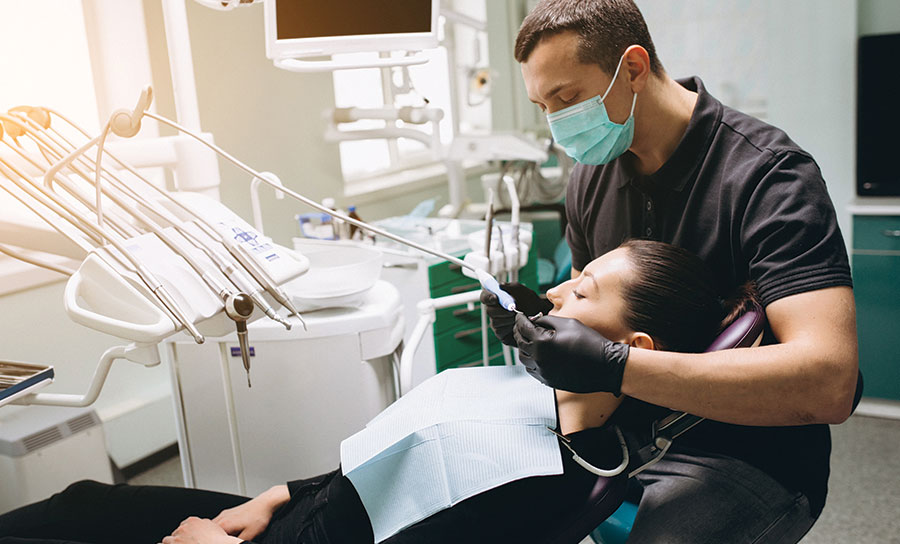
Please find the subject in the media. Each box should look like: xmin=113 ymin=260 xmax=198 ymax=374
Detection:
xmin=556 ymin=390 xmax=624 ymax=435
xmin=212 ymin=484 xmax=290 ymax=540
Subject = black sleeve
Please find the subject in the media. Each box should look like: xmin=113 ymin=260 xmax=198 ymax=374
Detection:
xmin=565 ymin=169 xmax=591 ymax=273
xmin=740 ymin=150 xmax=852 ymax=306
xmin=287 ymin=469 xmax=339 ymax=497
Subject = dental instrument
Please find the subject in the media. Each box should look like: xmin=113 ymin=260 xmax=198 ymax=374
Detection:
xmin=502 ymin=175 xmax=521 ymax=283
xmin=1 ymin=122 xmax=207 ymax=344
xmin=546 ymin=426 xmax=630 ymax=478
xmin=98 ymin=87 xmax=518 ymax=303
xmin=484 ymin=189 xmax=494 ymax=266
xmin=475 ymin=269 xmax=517 ymax=313
xmin=4 ymin=107 xmax=296 ymax=333
xmin=224 ymin=292 xmax=255 ymax=387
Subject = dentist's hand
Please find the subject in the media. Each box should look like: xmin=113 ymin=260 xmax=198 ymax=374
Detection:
xmin=481 ymin=283 xmax=553 ymax=347
xmin=513 ymin=313 xmax=630 ymax=394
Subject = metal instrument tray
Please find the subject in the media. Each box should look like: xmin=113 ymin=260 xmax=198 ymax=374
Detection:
xmin=0 ymin=361 xmax=55 ymax=407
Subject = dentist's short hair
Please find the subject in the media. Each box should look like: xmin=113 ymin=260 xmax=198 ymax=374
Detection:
xmin=515 ymin=0 xmax=664 ymax=77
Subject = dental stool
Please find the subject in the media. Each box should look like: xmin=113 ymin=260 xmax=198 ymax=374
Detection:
xmin=547 ymin=306 xmax=768 ymax=544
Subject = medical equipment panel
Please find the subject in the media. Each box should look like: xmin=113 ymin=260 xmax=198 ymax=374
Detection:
xmin=429 ymin=248 xmax=537 ymax=371
xmin=376 ymin=218 xmax=538 ymax=382
xmin=264 ymin=0 xmax=440 ymax=60
xmin=164 ymin=281 xmax=404 ymax=496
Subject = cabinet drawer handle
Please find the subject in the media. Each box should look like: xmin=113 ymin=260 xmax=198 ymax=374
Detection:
xmin=881 ymin=229 xmax=900 ymax=238
xmin=452 ymin=307 xmax=475 ymax=317
xmin=454 ymin=327 xmax=482 ymax=339
xmin=457 ymin=352 xmax=504 ymax=368
xmin=383 ymin=261 xmax=417 ymax=269
xmin=450 ymin=283 xmax=480 ymax=294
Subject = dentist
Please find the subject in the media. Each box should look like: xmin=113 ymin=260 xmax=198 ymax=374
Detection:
xmin=483 ymin=1 xmax=859 ymax=542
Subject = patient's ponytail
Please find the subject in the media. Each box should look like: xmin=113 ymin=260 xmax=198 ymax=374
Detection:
xmin=618 ymin=240 xmax=761 ymax=353
xmin=719 ymin=282 xmax=761 ymax=334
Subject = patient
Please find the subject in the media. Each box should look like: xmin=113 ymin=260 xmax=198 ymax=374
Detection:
xmin=0 ymin=240 xmax=757 ymax=544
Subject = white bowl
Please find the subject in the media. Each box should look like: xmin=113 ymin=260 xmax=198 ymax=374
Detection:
xmin=285 ymin=240 xmax=383 ymax=308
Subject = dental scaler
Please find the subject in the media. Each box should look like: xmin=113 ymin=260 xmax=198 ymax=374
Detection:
xmin=476 ymin=269 xmax=517 ymax=313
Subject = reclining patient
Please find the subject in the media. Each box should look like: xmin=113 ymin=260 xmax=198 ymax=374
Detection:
xmin=0 ymin=240 xmax=756 ymax=544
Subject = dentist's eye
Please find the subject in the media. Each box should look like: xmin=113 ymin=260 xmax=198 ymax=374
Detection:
xmin=560 ymin=94 xmax=578 ymax=104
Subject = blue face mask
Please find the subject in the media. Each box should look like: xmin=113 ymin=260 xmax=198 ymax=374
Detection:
xmin=546 ymin=53 xmax=637 ymax=165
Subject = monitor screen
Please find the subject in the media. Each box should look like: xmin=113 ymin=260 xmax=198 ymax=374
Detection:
xmin=275 ymin=0 xmax=432 ymax=40
xmin=858 ymin=33 xmax=900 ymax=196
xmin=265 ymin=0 xmax=438 ymax=60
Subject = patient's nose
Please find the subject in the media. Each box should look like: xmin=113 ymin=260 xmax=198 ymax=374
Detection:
xmin=546 ymin=285 xmax=562 ymax=310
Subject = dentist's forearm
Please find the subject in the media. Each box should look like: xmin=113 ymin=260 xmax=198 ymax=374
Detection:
xmin=621 ymin=287 xmax=858 ymax=427
xmin=621 ymin=342 xmax=855 ymax=426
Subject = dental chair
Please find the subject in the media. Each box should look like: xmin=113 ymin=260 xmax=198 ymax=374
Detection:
xmin=547 ymin=305 xmax=866 ymax=544
xmin=547 ymin=305 xmax=767 ymax=544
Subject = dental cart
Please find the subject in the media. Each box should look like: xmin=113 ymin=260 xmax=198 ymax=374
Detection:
xmin=162 ymin=280 xmax=403 ymax=496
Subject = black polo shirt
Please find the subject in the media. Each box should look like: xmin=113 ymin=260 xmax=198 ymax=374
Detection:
xmin=565 ymin=77 xmax=852 ymax=515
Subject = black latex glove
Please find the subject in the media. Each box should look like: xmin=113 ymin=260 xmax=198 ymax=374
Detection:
xmin=480 ymin=283 xmax=553 ymax=347
xmin=513 ymin=313 xmax=630 ymax=395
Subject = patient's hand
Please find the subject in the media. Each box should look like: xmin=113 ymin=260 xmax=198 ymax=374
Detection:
xmin=556 ymin=391 xmax=624 ymax=435
xmin=162 ymin=517 xmax=242 ymax=544
xmin=212 ymin=484 xmax=290 ymax=541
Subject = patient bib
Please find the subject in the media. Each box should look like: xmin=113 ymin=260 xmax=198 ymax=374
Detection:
xmin=340 ymin=365 xmax=563 ymax=542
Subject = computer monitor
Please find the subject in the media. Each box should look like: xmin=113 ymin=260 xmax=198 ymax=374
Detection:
xmin=264 ymin=0 xmax=440 ymax=61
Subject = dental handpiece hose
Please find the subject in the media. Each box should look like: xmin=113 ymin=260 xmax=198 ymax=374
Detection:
xmin=148 ymin=109 xmax=518 ymax=311
xmin=145 ymin=112 xmax=473 ymax=273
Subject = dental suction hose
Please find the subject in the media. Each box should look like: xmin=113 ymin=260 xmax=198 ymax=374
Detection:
xmin=225 ymin=293 xmax=255 ymax=387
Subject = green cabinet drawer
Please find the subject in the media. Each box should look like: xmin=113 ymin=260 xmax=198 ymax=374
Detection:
xmin=853 ymin=216 xmax=900 ymax=251
xmin=430 ymin=277 xmax=482 ymax=299
xmin=442 ymin=350 xmax=506 ymax=371
xmin=427 ymin=259 xmax=467 ymax=291
xmin=429 ymin=242 xmax=541 ymax=371
xmin=434 ymin=325 xmax=503 ymax=371
xmin=852 ymin=253 xmax=900 ymax=401
xmin=434 ymin=303 xmax=482 ymax=335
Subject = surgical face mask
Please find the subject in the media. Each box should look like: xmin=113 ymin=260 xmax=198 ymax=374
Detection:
xmin=546 ymin=53 xmax=637 ymax=165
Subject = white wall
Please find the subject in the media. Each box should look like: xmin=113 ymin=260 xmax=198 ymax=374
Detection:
xmin=859 ymin=0 xmax=900 ymax=35
xmin=637 ymin=0 xmax=858 ymax=246
xmin=491 ymin=0 xmax=862 ymax=245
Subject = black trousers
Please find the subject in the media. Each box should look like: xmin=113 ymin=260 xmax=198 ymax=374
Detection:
xmin=0 ymin=480 xmax=249 ymax=544
xmin=0 ymin=427 xmax=624 ymax=544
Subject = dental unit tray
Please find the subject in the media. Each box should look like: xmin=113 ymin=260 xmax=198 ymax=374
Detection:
xmin=0 ymin=85 xmax=514 ymax=407
xmin=0 ymin=361 xmax=55 ymax=407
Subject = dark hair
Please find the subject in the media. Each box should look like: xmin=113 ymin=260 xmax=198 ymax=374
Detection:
xmin=618 ymin=240 xmax=758 ymax=353
xmin=514 ymin=0 xmax=664 ymax=76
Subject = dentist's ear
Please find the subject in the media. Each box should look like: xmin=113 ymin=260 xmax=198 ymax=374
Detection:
xmin=627 ymin=332 xmax=655 ymax=350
